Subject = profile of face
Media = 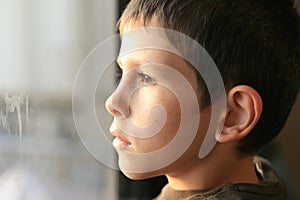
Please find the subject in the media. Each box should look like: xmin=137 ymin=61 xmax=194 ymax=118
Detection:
xmin=105 ymin=22 xmax=212 ymax=179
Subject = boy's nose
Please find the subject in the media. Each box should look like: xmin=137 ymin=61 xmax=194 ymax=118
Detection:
xmin=105 ymin=92 xmax=130 ymax=119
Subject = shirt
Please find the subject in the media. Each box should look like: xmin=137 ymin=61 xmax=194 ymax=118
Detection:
xmin=155 ymin=157 xmax=287 ymax=200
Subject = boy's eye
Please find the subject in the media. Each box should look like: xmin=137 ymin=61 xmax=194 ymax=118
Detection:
xmin=137 ymin=72 xmax=156 ymax=85
xmin=115 ymin=64 xmax=122 ymax=86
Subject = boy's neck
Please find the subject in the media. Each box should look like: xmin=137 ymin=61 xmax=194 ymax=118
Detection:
xmin=165 ymin=145 xmax=258 ymax=191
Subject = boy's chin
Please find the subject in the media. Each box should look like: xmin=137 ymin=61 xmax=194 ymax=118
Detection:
xmin=122 ymin=170 xmax=162 ymax=180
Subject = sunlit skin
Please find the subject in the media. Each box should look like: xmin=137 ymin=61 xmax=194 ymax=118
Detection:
xmin=106 ymin=20 xmax=262 ymax=190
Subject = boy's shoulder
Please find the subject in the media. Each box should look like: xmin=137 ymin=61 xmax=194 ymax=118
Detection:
xmin=155 ymin=156 xmax=287 ymax=200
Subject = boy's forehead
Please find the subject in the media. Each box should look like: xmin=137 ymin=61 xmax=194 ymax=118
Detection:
xmin=117 ymin=49 xmax=183 ymax=72
xmin=118 ymin=25 xmax=179 ymax=61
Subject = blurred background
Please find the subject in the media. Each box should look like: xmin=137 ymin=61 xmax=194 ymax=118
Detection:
xmin=0 ymin=0 xmax=118 ymax=199
xmin=0 ymin=0 xmax=299 ymax=199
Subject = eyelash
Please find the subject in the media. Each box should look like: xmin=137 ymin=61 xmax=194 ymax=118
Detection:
xmin=115 ymin=65 xmax=122 ymax=85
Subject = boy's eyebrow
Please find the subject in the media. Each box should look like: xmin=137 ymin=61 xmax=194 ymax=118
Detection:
xmin=117 ymin=55 xmax=152 ymax=69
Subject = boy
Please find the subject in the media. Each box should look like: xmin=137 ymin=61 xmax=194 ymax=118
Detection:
xmin=106 ymin=0 xmax=300 ymax=199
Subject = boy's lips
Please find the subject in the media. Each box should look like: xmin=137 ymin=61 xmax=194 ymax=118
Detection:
xmin=112 ymin=136 xmax=131 ymax=150
xmin=112 ymin=135 xmax=132 ymax=150
xmin=110 ymin=126 xmax=132 ymax=150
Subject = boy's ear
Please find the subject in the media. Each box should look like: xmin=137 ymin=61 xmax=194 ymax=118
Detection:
xmin=217 ymin=85 xmax=263 ymax=143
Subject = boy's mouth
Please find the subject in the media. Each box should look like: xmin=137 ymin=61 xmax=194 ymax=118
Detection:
xmin=110 ymin=124 xmax=132 ymax=150
xmin=112 ymin=136 xmax=132 ymax=150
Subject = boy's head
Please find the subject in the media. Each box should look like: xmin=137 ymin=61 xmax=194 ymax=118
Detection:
xmin=117 ymin=0 xmax=300 ymax=154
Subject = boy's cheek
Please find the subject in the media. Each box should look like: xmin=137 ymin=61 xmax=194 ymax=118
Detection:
xmin=129 ymin=85 xmax=180 ymax=128
xmin=128 ymin=87 xmax=181 ymax=152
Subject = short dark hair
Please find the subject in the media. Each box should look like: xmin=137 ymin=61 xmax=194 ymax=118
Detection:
xmin=118 ymin=0 xmax=300 ymax=154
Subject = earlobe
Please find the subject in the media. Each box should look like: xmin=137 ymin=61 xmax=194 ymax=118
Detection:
xmin=217 ymin=85 xmax=263 ymax=143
